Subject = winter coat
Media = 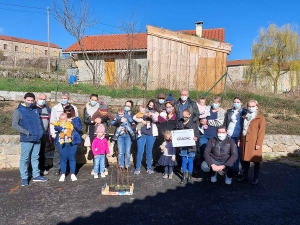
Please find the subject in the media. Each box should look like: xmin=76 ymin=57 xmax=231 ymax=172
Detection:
xmin=54 ymin=117 xmax=82 ymax=145
xmin=223 ymin=107 xmax=247 ymax=129
xmin=12 ymin=103 xmax=43 ymax=142
xmin=204 ymin=136 xmax=238 ymax=167
xmin=92 ymin=137 xmax=110 ymax=155
xmin=239 ymin=112 xmax=266 ymax=162
xmin=175 ymin=118 xmax=199 ymax=152
xmin=157 ymin=114 xmax=177 ymax=138
xmin=174 ymin=97 xmax=200 ymax=123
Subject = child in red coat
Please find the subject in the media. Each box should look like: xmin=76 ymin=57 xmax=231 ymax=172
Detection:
xmin=92 ymin=124 xmax=110 ymax=178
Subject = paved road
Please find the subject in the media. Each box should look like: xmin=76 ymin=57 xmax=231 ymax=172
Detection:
xmin=0 ymin=161 xmax=300 ymax=225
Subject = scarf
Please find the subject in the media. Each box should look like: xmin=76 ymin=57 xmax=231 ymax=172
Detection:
xmin=242 ymin=111 xmax=257 ymax=136
xmin=98 ymin=110 xmax=108 ymax=117
xmin=86 ymin=102 xmax=99 ymax=117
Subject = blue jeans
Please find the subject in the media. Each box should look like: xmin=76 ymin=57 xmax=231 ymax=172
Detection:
xmin=94 ymin=154 xmax=105 ymax=174
xmin=117 ymin=133 xmax=132 ymax=168
xmin=20 ymin=141 xmax=41 ymax=179
xmin=136 ymin=134 xmax=156 ymax=170
xmin=201 ymin=159 xmax=239 ymax=178
xmin=116 ymin=123 xmax=133 ymax=136
xmin=57 ymin=143 xmax=78 ymax=174
xmin=180 ymin=150 xmax=195 ymax=173
xmin=230 ymin=137 xmax=242 ymax=171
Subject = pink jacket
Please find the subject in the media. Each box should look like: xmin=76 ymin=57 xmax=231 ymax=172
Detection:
xmin=92 ymin=137 xmax=110 ymax=156
xmin=197 ymin=103 xmax=208 ymax=119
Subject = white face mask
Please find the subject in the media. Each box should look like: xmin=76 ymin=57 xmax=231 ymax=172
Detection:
xmin=217 ymin=134 xmax=227 ymax=141
xmin=248 ymin=107 xmax=257 ymax=113
xmin=181 ymin=96 xmax=188 ymax=101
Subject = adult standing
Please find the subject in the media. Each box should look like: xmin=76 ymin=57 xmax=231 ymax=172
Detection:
xmin=238 ymin=100 xmax=266 ymax=185
xmin=50 ymin=91 xmax=78 ymax=176
xmin=55 ymin=105 xmax=82 ymax=182
xmin=199 ymin=96 xmax=226 ymax=161
xmin=134 ymin=99 xmax=159 ymax=175
xmin=12 ymin=92 xmax=48 ymax=186
xmin=224 ymin=97 xmax=247 ymax=172
xmin=111 ymin=100 xmax=135 ymax=169
xmin=156 ymin=93 xmax=166 ymax=113
xmin=35 ymin=93 xmax=52 ymax=175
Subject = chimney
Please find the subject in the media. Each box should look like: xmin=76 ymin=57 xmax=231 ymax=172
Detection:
xmin=195 ymin=21 xmax=203 ymax=37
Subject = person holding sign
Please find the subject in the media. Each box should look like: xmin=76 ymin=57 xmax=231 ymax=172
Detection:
xmin=176 ymin=109 xmax=199 ymax=184
xmin=201 ymin=126 xmax=238 ymax=185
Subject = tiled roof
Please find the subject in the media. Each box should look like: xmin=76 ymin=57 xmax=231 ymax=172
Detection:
xmin=64 ymin=28 xmax=225 ymax=52
xmin=0 ymin=35 xmax=61 ymax=49
xmin=227 ymin=59 xmax=252 ymax=66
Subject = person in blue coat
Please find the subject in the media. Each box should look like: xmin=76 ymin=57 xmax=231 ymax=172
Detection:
xmin=53 ymin=105 xmax=82 ymax=182
xmin=12 ymin=92 xmax=48 ymax=187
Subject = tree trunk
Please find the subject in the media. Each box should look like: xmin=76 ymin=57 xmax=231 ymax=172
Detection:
xmin=274 ymin=76 xmax=279 ymax=94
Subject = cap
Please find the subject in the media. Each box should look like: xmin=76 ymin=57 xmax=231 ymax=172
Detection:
xmin=166 ymin=93 xmax=174 ymax=102
xmin=98 ymin=100 xmax=108 ymax=111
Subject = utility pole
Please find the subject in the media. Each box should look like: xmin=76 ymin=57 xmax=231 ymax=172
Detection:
xmin=47 ymin=7 xmax=51 ymax=72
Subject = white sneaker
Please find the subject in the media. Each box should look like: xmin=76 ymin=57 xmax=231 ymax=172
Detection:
xmin=59 ymin=174 xmax=65 ymax=182
xmin=71 ymin=174 xmax=77 ymax=181
xmin=100 ymin=172 xmax=106 ymax=178
xmin=225 ymin=174 xmax=232 ymax=185
xmin=104 ymin=168 xmax=108 ymax=176
xmin=94 ymin=174 xmax=99 ymax=179
xmin=91 ymin=170 xmax=94 ymax=175
xmin=211 ymin=172 xmax=217 ymax=183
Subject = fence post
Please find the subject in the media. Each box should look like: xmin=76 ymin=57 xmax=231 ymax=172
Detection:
xmin=55 ymin=53 xmax=61 ymax=102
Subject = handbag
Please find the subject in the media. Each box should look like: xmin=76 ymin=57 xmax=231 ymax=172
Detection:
xmin=84 ymin=135 xmax=91 ymax=147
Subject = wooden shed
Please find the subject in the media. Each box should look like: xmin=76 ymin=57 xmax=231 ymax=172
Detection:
xmin=147 ymin=25 xmax=232 ymax=93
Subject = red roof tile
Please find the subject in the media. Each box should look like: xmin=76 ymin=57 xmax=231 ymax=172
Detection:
xmin=227 ymin=59 xmax=252 ymax=66
xmin=0 ymin=35 xmax=61 ymax=49
xmin=64 ymin=28 xmax=225 ymax=52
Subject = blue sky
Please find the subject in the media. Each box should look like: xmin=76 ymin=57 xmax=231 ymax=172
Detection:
xmin=0 ymin=0 xmax=299 ymax=60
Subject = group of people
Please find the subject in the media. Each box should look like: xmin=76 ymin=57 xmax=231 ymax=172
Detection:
xmin=12 ymin=88 xmax=265 ymax=187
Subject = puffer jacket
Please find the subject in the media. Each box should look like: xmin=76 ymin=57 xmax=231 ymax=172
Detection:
xmin=174 ymin=97 xmax=200 ymax=123
xmin=54 ymin=117 xmax=82 ymax=145
xmin=204 ymin=136 xmax=238 ymax=167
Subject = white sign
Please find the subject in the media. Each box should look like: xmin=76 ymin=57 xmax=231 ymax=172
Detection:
xmin=171 ymin=129 xmax=195 ymax=147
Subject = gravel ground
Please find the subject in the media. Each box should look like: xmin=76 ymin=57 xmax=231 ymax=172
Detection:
xmin=0 ymin=161 xmax=300 ymax=225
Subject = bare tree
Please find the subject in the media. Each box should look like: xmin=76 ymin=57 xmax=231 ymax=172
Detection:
xmin=53 ymin=0 xmax=99 ymax=86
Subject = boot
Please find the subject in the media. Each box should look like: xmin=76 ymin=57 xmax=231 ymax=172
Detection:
xmin=187 ymin=173 xmax=192 ymax=184
xmin=180 ymin=172 xmax=187 ymax=184
xmin=238 ymin=161 xmax=249 ymax=182
xmin=252 ymin=162 xmax=260 ymax=185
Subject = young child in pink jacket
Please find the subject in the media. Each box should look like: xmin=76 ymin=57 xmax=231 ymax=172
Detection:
xmin=92 ymin=124 xmax=110 ymax=178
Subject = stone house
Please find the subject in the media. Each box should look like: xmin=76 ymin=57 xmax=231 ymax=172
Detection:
xmin=64 ymin=22 xmax=232 ymax=92
xmin=0 ymin=35 xmax=62 ymax=67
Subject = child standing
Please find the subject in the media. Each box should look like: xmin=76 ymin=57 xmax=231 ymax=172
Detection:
xmin=197 ymin=97 xmax=210 ymax=134
xmin=158 ymin=130 xmax=177 ymax=179
xmin=112 ymin=107 xmax=135 ymax=140
xmin=92 ymin=124 xmax=110 ymax=178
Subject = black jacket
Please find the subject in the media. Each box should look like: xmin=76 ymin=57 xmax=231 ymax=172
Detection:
xmin=174 ymin=97 xmax=200 ymax=123
xmin=204 ymin=136 xmax=238 ymax=167
xmin=175 ymin=118 xmax=199 ymax=152
xmin=223 ymin=107 xmax=247 ymax=129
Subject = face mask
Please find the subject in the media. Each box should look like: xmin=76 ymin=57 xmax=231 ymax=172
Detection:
xmin=233 ymin=103 xmax=241 ymax=109
xmin=217 ymin=134 xmax=227 ymax=141
xmin=212 ymin=103 xmax=219 ymax=109
xmin=90 ymin=101 xmax=97 ymax=107
xmin=25 ymin=102 xmax=33 ymax=108
xmin=183 ymin=117 xmax=189 ymax=122
xmin=61 ymin=99 xmax=68 ymax=105
xmin=158 ymin=99 xmax=165 ymax=104
xmin=37 ymin=100 xmax=46 ymax=106
xmin=124 ymin=106 xmax=130 ymax=112
xmin=248 ymin=107 xmax=257 ymax=113
xmin=166 ymin=107 xmax=172 ymax=113
xmin=166 ymin=138 xmax=171 ymax=142
xmin=147 ymin=106 xmax=154 ymax=110
xmin=181 ymin=96 xmax=188 ymax=101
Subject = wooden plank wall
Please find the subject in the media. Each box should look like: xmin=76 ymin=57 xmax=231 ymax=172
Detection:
xmin=147 ymin=27 xmax=231 ymax=93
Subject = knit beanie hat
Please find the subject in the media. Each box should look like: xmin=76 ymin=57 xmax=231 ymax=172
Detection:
xmin=166 ymin=94 xmax=174 ymax=102
xmin=98 ymin=100 xmax=108 ymax=111
xmin=96 ymin=124 xmax=105 ymax=133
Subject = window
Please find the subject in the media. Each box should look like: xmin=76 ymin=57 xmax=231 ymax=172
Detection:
xmin=15 ymin=46 xmax=18 ymax=52
xmin=45 ymin=50 xmax=48 ymax=55
xmin=53 ymin=51 xmax=57 ymax=57
xmin=3 ymin=44 xmax=7 ymax=50
xmin=25 ymin=47 xmax=29 ymax=53
xmin=35 ymin=48 xmax=39 ymax=54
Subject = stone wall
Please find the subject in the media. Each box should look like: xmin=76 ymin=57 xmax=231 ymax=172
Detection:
xmin=1 ymin=134 xmax=299 ymax=169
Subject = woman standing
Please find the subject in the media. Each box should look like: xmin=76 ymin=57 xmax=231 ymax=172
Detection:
xmin=55 ymin=105 xmax=82 ymax=181
xmin=238 ymin=100 xmax=266 ymax=185
xmin=134 ymin=99 xmax=159 ymax=175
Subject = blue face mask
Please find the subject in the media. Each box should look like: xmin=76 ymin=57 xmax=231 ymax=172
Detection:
xmin=60 ymin=99 xmax=68 ymax=105
xmin=37 ymin=100 xmax=46 ymax=106
xmin=211 ymin=103 xmax=219 ymax=109
xmin=233 ymin=103 xmax=241 ymax=109
xmin=124 ymin=106 xmax=130 ymax=112
xmin=90 ymin=101 xmax=97 ymax=107
xmin=158 ymin=99 xmax=165 ymax=104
